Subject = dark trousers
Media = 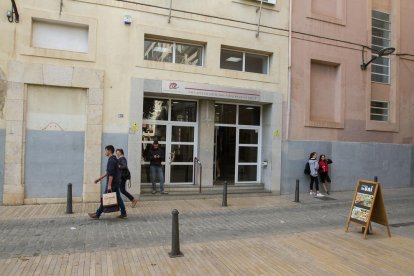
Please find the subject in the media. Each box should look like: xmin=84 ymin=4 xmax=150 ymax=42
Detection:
xmin=310 ymin=176 xmax=319 ymax=191
xmin=120 ymin=178 xmax=134 ymax=201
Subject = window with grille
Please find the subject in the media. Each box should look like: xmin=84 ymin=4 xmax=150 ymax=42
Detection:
xmin=144 ymin=38 xmax=203 ymax=66
xmin=371 ymin=10 xmax=391 ymax=84
xmin=370 ymin=101 xmax=389 ymax=121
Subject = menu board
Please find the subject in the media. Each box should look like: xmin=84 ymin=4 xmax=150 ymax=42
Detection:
xmin=345 ymin=180 xmax=391 ymax=239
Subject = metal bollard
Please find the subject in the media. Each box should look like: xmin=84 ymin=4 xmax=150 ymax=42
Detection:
xmin=66 ymin=183 xmax=73 ymax=214
xmin=374 ymin=176 xmax=378 ymax=182
xmin=169 ymin=209 xmax=183 ymax=258
xmin=294 ymin=179 xmax=300 ymax=202
xmin=222 ymin=181 xmax=228 ymax=207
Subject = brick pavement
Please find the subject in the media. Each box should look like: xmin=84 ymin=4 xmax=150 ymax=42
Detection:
xmin=0 ymin=188 xmax=413 ymax=275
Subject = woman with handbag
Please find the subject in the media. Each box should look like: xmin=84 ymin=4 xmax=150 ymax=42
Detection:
xmin=319 ymin=154 xmax=332 ymax=195
xmin=116 ymin=149 xmax=138 ymax=208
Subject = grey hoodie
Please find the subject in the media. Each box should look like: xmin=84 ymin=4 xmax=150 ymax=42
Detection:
xmin=308 ymin=159 xmax=319 ymax=177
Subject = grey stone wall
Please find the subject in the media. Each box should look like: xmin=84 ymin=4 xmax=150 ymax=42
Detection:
xmin=281 ymin=140 xmax=413 ymax=194
xmin=24 ymin=130 xmax=85 ymax=198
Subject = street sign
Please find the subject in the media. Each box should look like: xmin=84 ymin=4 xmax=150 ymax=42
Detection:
xmin=345 ymin=180 xmax=391 ymax=239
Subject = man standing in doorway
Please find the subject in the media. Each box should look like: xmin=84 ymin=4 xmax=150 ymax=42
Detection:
xmin=149 ymin=140 xmax=167 ymax=194
xmin=89 ymin=145 xmax=127 ymax=219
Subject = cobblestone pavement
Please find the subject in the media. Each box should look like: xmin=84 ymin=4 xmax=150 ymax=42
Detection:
xmin=0 ymin=189 xmax=413 ymax=260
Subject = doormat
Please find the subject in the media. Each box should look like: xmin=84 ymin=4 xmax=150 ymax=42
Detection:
xmin=314 ymin=196 xmax=336 ymax=200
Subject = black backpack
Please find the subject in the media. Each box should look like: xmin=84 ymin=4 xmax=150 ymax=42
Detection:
xmin=121 ymin=167 xmax=131 ymax=181
xmin=304 ymin=162 xmax=311 ymax=175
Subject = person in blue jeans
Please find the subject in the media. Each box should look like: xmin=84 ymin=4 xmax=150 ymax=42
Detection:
xmin=89 ymin=145 xmax=127 ymax=219
xmin=148 ymin=140 xmax=167 ymax=194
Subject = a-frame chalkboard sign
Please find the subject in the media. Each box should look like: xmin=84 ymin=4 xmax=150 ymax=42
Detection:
xmin=345 ymin=180 xmax=391 ymax=239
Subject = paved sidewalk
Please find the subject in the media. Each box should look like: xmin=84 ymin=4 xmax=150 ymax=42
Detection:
xmin=0 ymin=188 xmax=413 ymax=275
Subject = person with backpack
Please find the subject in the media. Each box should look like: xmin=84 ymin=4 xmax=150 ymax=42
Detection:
xmin=318 ymin=154 xmax=332 ymax=195
xmin=307 ymin=152 xmax=323 ymax=197
xmin=116 ymin=148 xmax=138 ymax=207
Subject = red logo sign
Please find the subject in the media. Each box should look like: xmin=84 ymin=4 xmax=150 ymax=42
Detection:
xmin=169 ymin=82 xmax=178 ymax=89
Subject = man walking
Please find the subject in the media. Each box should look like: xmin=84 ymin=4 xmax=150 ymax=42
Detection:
xmin=89 ymin=145 xmax=127 ymax=219
xmin=148 ymin=140 xmax=167 ymax=194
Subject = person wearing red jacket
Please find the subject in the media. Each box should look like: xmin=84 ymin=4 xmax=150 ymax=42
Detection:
xmin=318 ymin=154 xmax=332 ymax=195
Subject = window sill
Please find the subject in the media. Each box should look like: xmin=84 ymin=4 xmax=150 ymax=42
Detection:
xmin=366 ymin=120 xmax=398 ymax=132
xmin=305 ymin=120 xmax=344 ymax=129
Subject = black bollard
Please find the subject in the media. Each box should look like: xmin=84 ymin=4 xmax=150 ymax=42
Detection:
xmin=222 ymin=181 xmax=228 ymax=207
xmin=374 ymin=176 xmax=378 ymax=182
xmin=66 ymin=183 xmax=73 ymax=214
xmin=169 ymin=209 xmax=183 ymax=257
xmin=294 ymin=179 xmax=300 ymax=202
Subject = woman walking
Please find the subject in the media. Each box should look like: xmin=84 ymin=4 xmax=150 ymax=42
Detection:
xmin=319 ymin=154 xmax=332 ymax=195
xmin=308 ymin=152 xmax=323 ymax=197
xmin=116 ymin=149 xmax=138 ymax=207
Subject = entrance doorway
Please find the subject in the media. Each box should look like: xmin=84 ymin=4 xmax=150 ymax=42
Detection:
xmin=213 ymin=103 xmax=261 ymax=184
xmin=141 ymin=97 xmax=198 ymax=185
xmin=214 ymin=127 xmax=236 ymax=182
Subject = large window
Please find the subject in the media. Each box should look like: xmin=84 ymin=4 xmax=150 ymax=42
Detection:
xmin=370 ymin=101 xmax=389 ymax=121
xmin=372 ymin=10 xmax=391 ymax=84
xmin=220 ymin=48 xmax=269 ymax=74
xmin=144 ymin=38 xmax=203 ymax=66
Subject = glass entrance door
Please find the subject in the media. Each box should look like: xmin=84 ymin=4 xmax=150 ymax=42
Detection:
xmin=141 ymin=98 xmax=198 ymax=185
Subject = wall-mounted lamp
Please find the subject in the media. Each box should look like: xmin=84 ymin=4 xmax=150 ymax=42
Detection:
xmin=361 ymin=46 xmax=395 ymax=70
xmin=7 ymin=0 xmax=19 ymax=23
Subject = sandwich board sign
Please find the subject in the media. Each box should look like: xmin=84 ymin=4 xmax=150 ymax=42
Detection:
xmin=345 ymin=180 xmax=391 ymax=239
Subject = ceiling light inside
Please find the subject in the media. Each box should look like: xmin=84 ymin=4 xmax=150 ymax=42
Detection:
xmin=226 ymin=57 xmax=242 ymax=62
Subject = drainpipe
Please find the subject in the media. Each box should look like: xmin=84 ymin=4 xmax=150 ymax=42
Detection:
xmin=285 ymin=0 xmax=292 ymax=141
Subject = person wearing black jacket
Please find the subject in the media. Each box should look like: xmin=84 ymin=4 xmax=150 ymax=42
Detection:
xmin=89 ymin=145 xmax=127 ymax=219
xmin=116 ymin=149 xmax=138 ymax=207
xmin=148 ymin=140 xmax=167 ymax=194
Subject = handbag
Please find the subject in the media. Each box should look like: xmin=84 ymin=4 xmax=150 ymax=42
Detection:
xmin=102 ymin=191 xmax=118 ymax=207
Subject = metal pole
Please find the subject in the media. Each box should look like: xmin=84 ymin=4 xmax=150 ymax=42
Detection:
xmin=199 ymin=163 xmax=202 ymax=193
xmin=294 ymin=179 xmax=299 ymax=202
xmin=222 ymin=181 xmax=228 ymax=207
xmin=169 ymin=209 xmax=183 ymax=257
xmin=66 ymin=183 xmax=73 ymax=214
xmin=256 ymin=0 xmax=263 ymax=37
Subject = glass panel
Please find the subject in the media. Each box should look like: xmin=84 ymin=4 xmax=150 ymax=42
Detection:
xmin=171 ymin=101 xmax=197 ymax=122
xmin=372 ymin=10 xmax=390 ymax=21
xmin=171 ymin=145 xmax=194 ymax=162
xmin=372 ymin=18 xmax=390 ymax=30
xmin=170 ymin=165 xmax=193 ymax=183
xmin=144 ymin=40 xmax=173 ymax=63
xmin=372 ymin=56 xmax=390 ymax=66
xmin=239 ymin=106 xmax=260 ymax=125
xmin=238 ymin=165 xmax=257 ymax=182
xmin=215 ymin=104 xmax=236 ymax=124
xmin=143 ymin=98 xmax=168 ymax=120
xmin=245 ymin=53 xmax=268 ymax=74
xmin=372 ymin=28 xmax=390 ymax=40
xmin=371 ymin=107 xmax=388 ymax=115
xmin=141 ymin=143 xmax=166 ymax=162
xmin=140 ymin=164 xmax=151 ymax=183
xmin=239 ymin=129 xmax=258 ymax=144
xmin=370 ymin=114 xmax=388 ymax=121
xmin=371 ymin=101 xmax=388 ymax=108
xmin=372 ymin=64 xmax=389 ymax=75
xmin=172 ymin=126 xmax=194 ymax=142
xmin=142 ymin=125 xmax=167 ymax=142
xmin=372 ymin=37 xmax=390 ymax=48
xmin=238 ymin=147 xmax=258 ymax=163
xmin=175 ymin=43 xmax=203 ymax=66
xmin=371 ymin=73 xmax=389 ymax=83
xmin=220 ymin=49 xmax=243 ymax=71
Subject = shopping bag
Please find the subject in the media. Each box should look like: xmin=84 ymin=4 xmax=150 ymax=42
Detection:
xmin=102 ymin=192 xmax=118 ymax=207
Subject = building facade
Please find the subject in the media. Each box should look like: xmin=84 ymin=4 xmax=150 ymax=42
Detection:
xmin=283 ymin=0 xmax=414 ymax=194
xmin=0 ymin=0 xmax=289 ymax=205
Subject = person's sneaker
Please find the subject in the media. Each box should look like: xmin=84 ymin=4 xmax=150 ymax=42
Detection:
xmin=160 ymin=191 xmax=168 ymax=194
xmin=117 ymin=214 xmax=127 ymax=219
xmin=151 ymin=190 xmax=156 ymax=194
xmin=316 ymin=192 xmax=324 ymax=197
xmin=88 ymin=213 xmax=99 ymax=219
xmin=131 ymin=198 xmax=138 ymax=208
xmin=309 ymin=191 xmax=314 ymax=195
